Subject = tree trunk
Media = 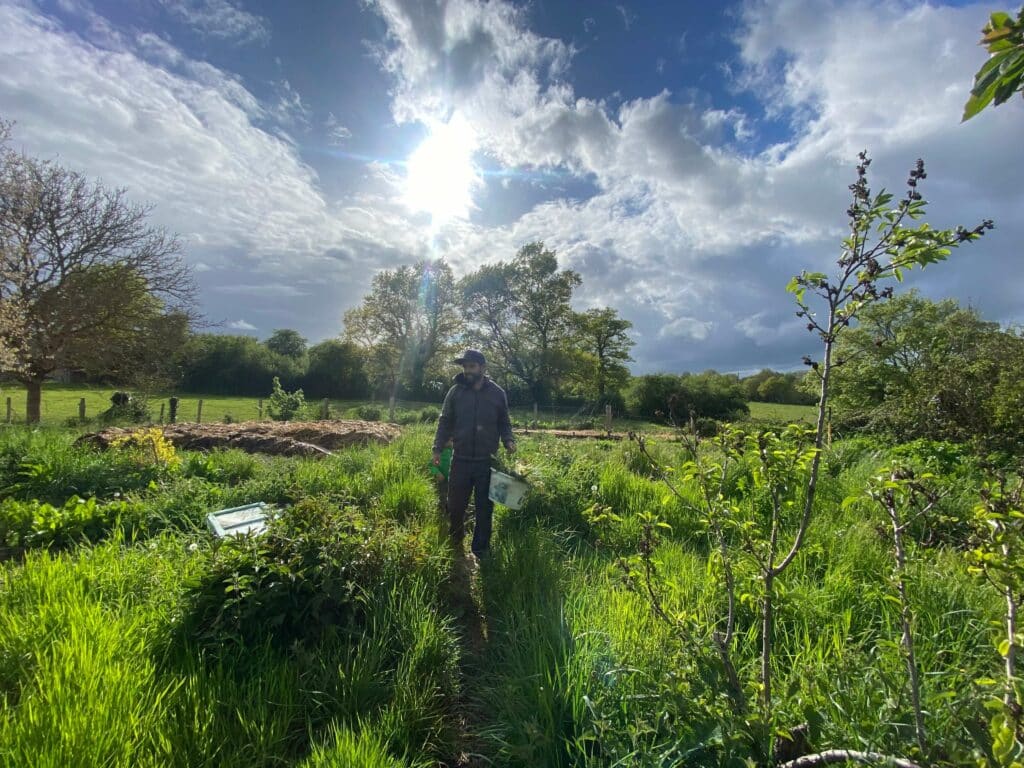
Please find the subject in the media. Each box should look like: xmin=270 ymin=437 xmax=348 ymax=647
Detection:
xmin=25 ymin=377 xmax=42 ymax=424
xmin=1004 ymin=541 xmax=1018 ymax=710
xmin=762 ymin=572 xmax=775 ymax=719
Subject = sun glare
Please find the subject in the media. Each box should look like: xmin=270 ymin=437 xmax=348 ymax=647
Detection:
xmin=403 ymin=114 xmax=479 ymax=227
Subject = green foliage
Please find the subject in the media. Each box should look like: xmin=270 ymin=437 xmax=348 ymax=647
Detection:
xmin=266 ymin=375 xmax=305 ymax=421
xmin=304 ymin=339 xmax=370 ymax=399
xmin=180 ymin=334 xmax=305 ymax=396
xmin=178 ymin=495 xmax=444 ymax=656
xmin=570 ymin=307 xmax=635 ymax=406
xmin=100 ymin=391 xmax=152 ymax=425
xmin=264 ymin=328 xmax=307 ymax=360
xmin=741 ymin=369 xmax=817 ymax=405
xmin=461 ymin=242 xmax=582 ymax=405
xmin=0 ymin=495 xmax=145 ymax=548
xmin=963 ymin=8 xmax=1024 ymax=121
xmin=828 ymin=291 xmax=1024 ymax=449
xmin=356 ymin=404 xmax=383 ymax=421
xmin=627 ymin=371 xmax=749 ymax=423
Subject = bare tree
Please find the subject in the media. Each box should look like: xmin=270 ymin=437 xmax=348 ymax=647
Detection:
xmin=0 ymin=123 xmax=197 ymax=422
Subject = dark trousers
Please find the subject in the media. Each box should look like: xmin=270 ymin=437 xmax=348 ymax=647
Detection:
xmin=447 ymin=459 xmax=493 ymax=554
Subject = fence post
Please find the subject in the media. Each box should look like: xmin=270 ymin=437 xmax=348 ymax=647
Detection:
xmin=258 ymin=399 xmax=263 ymax=420
xmin=159 ymin=402 xmax=165 ymax=424
xmin=533 ymin=402 xmax=538 ymax=424
xmin=197 ymin=399 xmax=203 ymax=424
xmin=5 ymin=397 xmax=10 ymax=424
xmin=605 ymin=404 xmax=612 ymax=434
xmin=79 ymin=397 xmax=86 ymax=422
xmin=320 ymin=398 xmax=329 ymax=420
xmin=168 ymin=397 xmax=178 ymax=424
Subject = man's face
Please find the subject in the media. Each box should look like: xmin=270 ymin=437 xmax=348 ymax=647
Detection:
xmin=463 ymin=362 xmax=483 ymax=383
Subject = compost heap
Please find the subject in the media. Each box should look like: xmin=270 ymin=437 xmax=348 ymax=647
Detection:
xmin=77 ymin=420 xmax=400 ymax=457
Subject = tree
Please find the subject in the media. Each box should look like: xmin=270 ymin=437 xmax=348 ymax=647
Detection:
xmin=827 ymin=290 xmax=1024 ymax=447
xmin=963 ymin=7 xmax=1024 ymax=121
xmin=303 ymin=339 xmax=369 ymax=399
xmin=461 ymin=242 xmax=581 ymax=405
xmin=0 ymin=120 xmax=26 ymax=373
xmin=265 ymin=329 xmax=307 ymax=360
xmin=0 ymin=128 xmax=197 ymax=422
xmin=627 ymin=371 xmax=748 ymax=422
xmin=573 ymin=307 xmax=634 ymax=406
xmin=343 ymin=260 xmax=460 ymax=402
xmin=180 ymin=334 xmax=300 ymax=396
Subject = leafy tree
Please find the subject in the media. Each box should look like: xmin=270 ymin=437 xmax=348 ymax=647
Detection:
xmin=264 ymin=329 xmax=307 ymax=360
xmin=344 ymin=260 xmax=460 ymax=401
xmin=572 ymin=307 xmax=635 ymax=406
xmin=303 ymin=339 xmax=369 ymax=399
xmin=828 ymin=290 xmax=1024 ymax=447
xmin=180 ymin=334 xmax=301 ymax=395
xmin=0 ymin=124 xmax=196 ymax=422
xmin=461 ymin=242 xmax=581 ymax=405
xmin=963 ymin=8 xmax=1024 ymax=121
xmin=627 ymin=371 xmax=748 ymax=422
xmin=742 ymin=369 xmax=816 ymax=405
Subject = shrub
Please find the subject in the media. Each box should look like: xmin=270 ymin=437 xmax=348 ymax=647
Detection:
xmin=357 ymin=405 xmax=382 ymax=422
xmin=0 ymin=495 xmax=146 ymax=548
xmin=99 ymin=391 xmax=151 ymax=424
xmin=109 ymin=427 xmax=181 ymax=471
xmin=418 ymin=407 xmax=440 ymax=424
xmin=179 ymin=496 xmax=441 ymax=655
xmin=267 ymin=376 xmax=306 ymax=421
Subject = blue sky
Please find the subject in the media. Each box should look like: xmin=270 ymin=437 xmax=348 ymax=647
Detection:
xmin=1 ymin=0 xmax=1021 ymax=375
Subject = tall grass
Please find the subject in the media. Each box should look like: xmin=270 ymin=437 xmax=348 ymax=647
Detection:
xmin=0 ymin=424 xmax=1008 ymax=766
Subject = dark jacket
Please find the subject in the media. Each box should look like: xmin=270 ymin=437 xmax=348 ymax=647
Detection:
xmin=432 ymin=374 xmax=514 ymax=461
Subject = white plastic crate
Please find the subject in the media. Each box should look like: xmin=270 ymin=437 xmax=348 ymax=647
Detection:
xmin=206 ymin=502 xmax=272 ymax=538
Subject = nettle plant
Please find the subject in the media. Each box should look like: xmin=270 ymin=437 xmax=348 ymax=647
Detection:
xmin=611 ymin=154 xmax=993 ymax=767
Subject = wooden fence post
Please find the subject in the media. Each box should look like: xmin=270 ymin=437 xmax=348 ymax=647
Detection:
xmin=168 ymin=397 xmax=178 ymax=424
xmin=197 ymin=399 xmax=203 ymax=424
xmin=605 ymin=404 xmax=612 ymax=434
xmin=320 ymin=398 xmax=329 ymax=420
xmin=5 ymin=397 xmax=10 ymax=424
xmin=159 ymin=402 xmax=165 ymax=424
xmin=79 ymin=398 xmax=86 ymax=422
xmin=258 ymin=399 xmax=263 ymax=420
xmin=533 ymin=402 xmax=538 ymax=423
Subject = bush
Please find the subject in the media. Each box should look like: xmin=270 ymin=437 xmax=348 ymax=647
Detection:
xmin=627 ymin=372 xmax=749 ymax=423
xmin=0 ymin=495 xmax=146 ymax=548
xmin=179 ymin=496 xmax=442 ymax=655
xmin=99 ymin=391 xmax=151 ymax=424
xmin=418 ymin=407 xmax=440 ymax=424
xmin=268 ymin=376 xmax=306 ymax=421
xmin=357 ymin=405 xmax=382 ymax=422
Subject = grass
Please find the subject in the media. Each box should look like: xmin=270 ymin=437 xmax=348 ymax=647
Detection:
xmin=745 ymin=400 xmax=817 ymax=422
xmin=0 ymin=422 xmax=1006 ymax=766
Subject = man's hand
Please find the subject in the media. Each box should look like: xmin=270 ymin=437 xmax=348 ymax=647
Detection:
xmin=432 ymin=450 xmax=441 ymax=466
xmin=504 ymin=441 xmax=516 ymax=455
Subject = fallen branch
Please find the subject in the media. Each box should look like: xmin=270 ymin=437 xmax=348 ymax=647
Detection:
xmin=778 ymin=749 xmax=922 ymax=768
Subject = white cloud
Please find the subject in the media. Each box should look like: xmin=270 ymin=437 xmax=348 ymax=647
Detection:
xmin=157 ymin=0 xmax=270 ymax=45
xmin=325 ymin=112 xmax=352 ymax=143
xmin=367 ymin=0 xmax=1024 ymax=373
xmin=228 ymin=319 xmax=256 ymax=330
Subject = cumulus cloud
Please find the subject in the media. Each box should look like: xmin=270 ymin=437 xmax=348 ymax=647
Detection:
xmin=227 ymin=319 xmax=257 ymax=330
xmin=367 ymin=0 xmax=1024 ymax=373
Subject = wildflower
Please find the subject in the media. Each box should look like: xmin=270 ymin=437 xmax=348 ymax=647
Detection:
xmin=188 ymin=542 xmax=199 ymax=552
xmin=591 ymin=485 xmax=598 ymax=493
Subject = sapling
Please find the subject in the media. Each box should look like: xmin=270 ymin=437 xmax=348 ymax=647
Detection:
xmin=967 ymin=468 xmax=1024 ymax=765
xmin=863 ymin=466 xmax=945 ymax=759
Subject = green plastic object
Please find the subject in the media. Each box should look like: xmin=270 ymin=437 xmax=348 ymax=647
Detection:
xmin=429 ymin=447 xmax=453 ymax=479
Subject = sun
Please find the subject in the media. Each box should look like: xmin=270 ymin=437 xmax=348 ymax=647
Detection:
xmin=403 ymin=114 xmax=479 ymax=227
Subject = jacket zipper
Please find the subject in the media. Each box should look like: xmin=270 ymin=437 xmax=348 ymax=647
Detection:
xmin=472 ymin=387 xmax=480 ymax=458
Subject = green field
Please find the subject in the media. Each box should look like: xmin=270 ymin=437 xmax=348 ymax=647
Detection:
xmin=0 ymin=419 xmax=1007 ymax=766
xmin=0 ymin=384 xmax=815 ymax=429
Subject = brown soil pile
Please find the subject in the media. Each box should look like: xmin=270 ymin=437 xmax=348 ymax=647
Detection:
xmin=77 ymin=420 xmax=401 ymax=457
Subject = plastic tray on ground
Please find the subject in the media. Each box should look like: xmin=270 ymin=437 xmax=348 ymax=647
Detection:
xmin=206 ymin=502 xmax=273 ymax=538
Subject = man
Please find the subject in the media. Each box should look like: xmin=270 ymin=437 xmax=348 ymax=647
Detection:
xmin=432 ymin=349 xmax=516 ymax=558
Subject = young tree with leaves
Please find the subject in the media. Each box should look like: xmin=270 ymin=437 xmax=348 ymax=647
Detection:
xmin=0 ymin=127 xmax=197 ymax=422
